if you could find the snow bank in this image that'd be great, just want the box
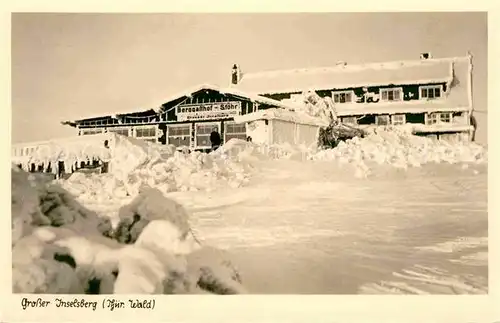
[11,164,112,246]
[11,166,246,294]
[308,126,487,178]
[55,135,253,216]
[215,138,314,163]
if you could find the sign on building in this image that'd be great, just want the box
[176,102,242,121]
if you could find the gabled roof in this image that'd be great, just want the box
[232,56,470,97]
[159,83,295,112]
[62,84,295,128]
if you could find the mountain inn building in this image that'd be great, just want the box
[11,52,476,163]
[60,84,294,152]
[230,52,476,142]
[58,52,476,151]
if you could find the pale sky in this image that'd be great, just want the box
[11,12,488,144]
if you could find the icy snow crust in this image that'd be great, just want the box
[12,129,487,294]
[11,165,247,294]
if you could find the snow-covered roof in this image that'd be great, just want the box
[62,108,160,127]
[62,84,295,127]
[234,108,328,127]
[335,100,471,117]
[233,56,470,100]
[160,83,295,112]
[12,133,115,150]
[11,133,117,162]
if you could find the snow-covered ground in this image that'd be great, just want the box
[175,159,487,294]
[11,130,488,294]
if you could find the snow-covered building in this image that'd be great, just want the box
[59,53,476,153]
[11,133,114,175]
[61,84,294,152]
[234,108,327,147]
[231,53,475,141]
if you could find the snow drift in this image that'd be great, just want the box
[308,126,487,178]
[218,127,487,179]
[11,165,246,294]
[11,126,487,294]
[55,135,253,218]
[16,127,488,228]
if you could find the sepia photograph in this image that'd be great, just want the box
[10,12,488,296]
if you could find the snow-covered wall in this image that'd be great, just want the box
[235,108,325,147]
[296,123,321,146]
[270,120,296,145]
[244,119,321,147]
[246,120,268,144]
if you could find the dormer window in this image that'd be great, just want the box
[420,85,442,100]
[333,90,354,104]
[380,88,402,102]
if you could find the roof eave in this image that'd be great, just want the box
[61,121,77,128]
[249,77,454,97]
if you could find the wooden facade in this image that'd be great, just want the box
[62,85,285,151]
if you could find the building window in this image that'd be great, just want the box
[135,126,157,143]
[427,112,452,125]
[224,121,247,142]
[392,114,406,125]
[135,127,156,138]
[341,116,357,125]
[380,88,402,102]
[82,128,104,135]
[333,91,353,104]
[195,123,220,148]
[406,113,426,124]
[420,85,442,100]
[439,112,452,123]
[108,128,129,136]
[167,124,191,147]
[376,115,390,126]
[427,113,438,125]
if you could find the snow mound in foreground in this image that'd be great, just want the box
[11,166,246,294]
[309,127,487,178]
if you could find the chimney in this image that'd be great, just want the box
[231,64,241,85]
[420,52,432,60]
